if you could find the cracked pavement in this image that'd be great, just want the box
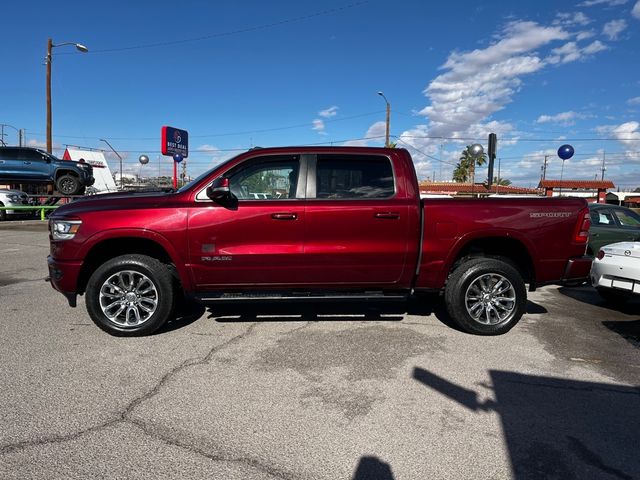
[1,221,639,479]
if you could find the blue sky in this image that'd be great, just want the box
[1,0,639,188]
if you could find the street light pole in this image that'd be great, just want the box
[46,38,88,154]
[377,91,390,147]
[100,139,123,190]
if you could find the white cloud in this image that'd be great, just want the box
[536,111,589,125]
[27,139,47,149]
[612,121,640,145]
[365,121,387,139]
[318,106,339,118]
[554,12,591,26]
[547,42,581,63]
[632,1,640,19]
[602,19,627,39]
[628,96,640,105]
[576,30,596,40]
[546,39,608,63]
[578,0,628,6]
[420,21,568,137]
[583,40,608,54]
[312,119,327,135]
[596,122,640,146]
[195,144,236,168]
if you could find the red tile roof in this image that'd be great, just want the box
[419,182,539,195]
[538,180,615,189]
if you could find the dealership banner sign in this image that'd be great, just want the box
[161,126,189,158]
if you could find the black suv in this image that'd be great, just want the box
[0,146,94,195]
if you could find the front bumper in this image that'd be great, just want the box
[562,256,593,282]
[47,255,82,306]
[2,201,31,215]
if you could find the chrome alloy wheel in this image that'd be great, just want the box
[465,273,517,325]
[98,270,158,327]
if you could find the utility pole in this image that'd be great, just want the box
[377,91,390,147]
[542,155,549,181]
[45,38,88,154]
[601,151,606,181]
[46,38,53,153]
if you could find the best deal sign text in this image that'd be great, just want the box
[161,126,189,158]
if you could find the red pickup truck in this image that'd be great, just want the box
[47,146,592,336]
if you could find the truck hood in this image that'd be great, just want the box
[52,190,174,217]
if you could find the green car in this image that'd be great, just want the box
[587,203,640,256]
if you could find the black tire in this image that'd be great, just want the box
[56,174,81,195]
[0,202,6,221]
[85,254,175,336]
[596,287,630,305]
[444,257,527,335]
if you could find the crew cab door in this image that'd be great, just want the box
[188,154,307,288]
[303,153,411,285]
[18,149,52,181]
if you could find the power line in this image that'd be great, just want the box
[398,135,640,142]
[25,110,384,141]
[60,1,369,55]
[394,137,457,166]
[54,135,389,156]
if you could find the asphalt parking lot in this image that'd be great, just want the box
[0,220,638,480]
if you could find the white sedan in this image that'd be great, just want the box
[590,241,640,303]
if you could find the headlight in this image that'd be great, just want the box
[50,219,82,240]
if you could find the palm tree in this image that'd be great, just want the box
[453,146,487,183]
[493,176,511,186]
[453,162,469,182]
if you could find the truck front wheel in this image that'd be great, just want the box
[85,254,175,336]
[444,258,526,335]
[56,174,81,195]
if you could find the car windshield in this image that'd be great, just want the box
[176,152,243,193]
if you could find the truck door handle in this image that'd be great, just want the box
[23,161,32,165]
[375,212,400,219]
[271,213,297,220]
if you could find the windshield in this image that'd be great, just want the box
[177,152,244,193]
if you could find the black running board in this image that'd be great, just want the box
[193,290,409,304]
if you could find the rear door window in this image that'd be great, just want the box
[315,154,394,199]
[591,209,616,226]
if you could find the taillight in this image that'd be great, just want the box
[596,249,605,260]
[573,207,591,243]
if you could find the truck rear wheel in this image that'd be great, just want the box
[85,254,175,336]
[56,174,81,195]
[444,258,526,335]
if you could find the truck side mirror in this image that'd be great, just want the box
[206,177,231,201]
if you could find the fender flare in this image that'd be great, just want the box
[80,228,193,290]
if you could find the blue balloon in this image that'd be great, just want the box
[557,144,574,160]
[173,153,184,163]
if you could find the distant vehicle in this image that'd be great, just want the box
[0,188,33,221]
[0,146,94,195]
[590,241,640,303]
[587,203,640,256]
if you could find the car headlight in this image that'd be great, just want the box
[50,219,82,240]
